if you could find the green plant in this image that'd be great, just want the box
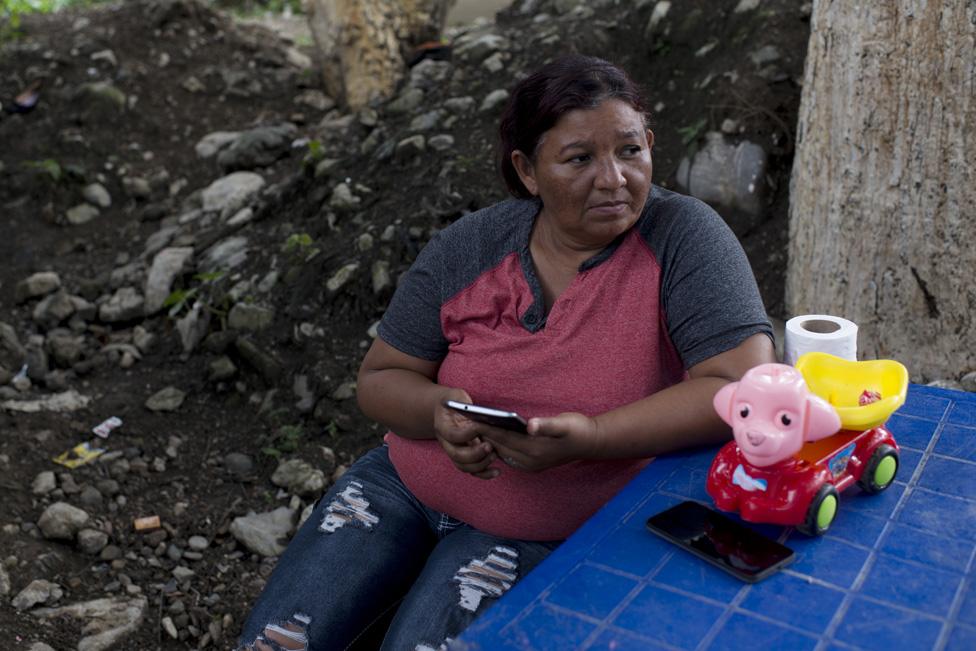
[163,270,228,323]
[302,139,326,169]
[22,158,62,183]
[261,423,305,458]
[677,118,708,146]
[282,232,319,264]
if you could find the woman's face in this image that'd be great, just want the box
[513,99,654,249]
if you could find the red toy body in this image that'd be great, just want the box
[707,426,899,532]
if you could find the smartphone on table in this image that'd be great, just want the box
[645,500,794,583]
[443,400,529,434]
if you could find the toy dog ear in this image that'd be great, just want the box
[803,394,842,441]
[713,381,738,426]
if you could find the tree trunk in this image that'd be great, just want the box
[787,0,976,381]
[305,0,455,110]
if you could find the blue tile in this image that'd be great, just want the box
[785,536,870,589]
[918,456,976,500]
[708,613,818,651]
[935,424,976,462]
[946,625,976,651]
[887,413,940,450]
[595,522,673,578]
[823,513,888,548]
[898,490,976,540]
[880,522,975,572]
[859,555,960,617]
[833,598,942,650]
[901,386,951,419]
[660,464,713,502]
[612,584,725,648]
[739,573,845,633]
[546,564,639,621]
[652,548,745,603]
[958,580,976,628]
[587,628,671,650]
[948,400,976,428]
[501,604,596,650]
[841,481,904,518]
[897,448,923,479]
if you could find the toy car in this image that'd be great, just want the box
[706,353,908,535]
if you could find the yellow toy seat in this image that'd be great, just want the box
[795,352,909,430]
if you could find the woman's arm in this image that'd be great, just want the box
[483,333,776,470]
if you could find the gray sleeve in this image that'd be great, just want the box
[377,231,449,361]
[647,192,773,369]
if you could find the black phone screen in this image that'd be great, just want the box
[646,501,794,583]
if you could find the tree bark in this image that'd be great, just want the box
[305,0,455,110]
[787,0,976,380]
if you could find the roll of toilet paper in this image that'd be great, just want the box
[784,315,858,366]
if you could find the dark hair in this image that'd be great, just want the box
[498,55,648,198]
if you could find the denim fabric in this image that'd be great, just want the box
[237,445,561,651]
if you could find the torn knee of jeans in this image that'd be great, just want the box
[319,480,380,533]
[240,612,311,651]
[453,545,518,613]
[414,638,453,651]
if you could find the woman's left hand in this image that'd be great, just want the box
[483,412,601,472]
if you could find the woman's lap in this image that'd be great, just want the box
[237,446,560,651]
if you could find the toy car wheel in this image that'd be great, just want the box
[857,444,899,494]
[798,484,839,536]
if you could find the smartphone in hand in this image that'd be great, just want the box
[444,400,529,434]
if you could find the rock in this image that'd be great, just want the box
[181,75,205,93]
[329,183,361,212]
[162,615,179,639]
[1,389,91,413]
[0,322,27,373]
[314,158,340,179]
[122,176,152,200]
[77,81,126,110]
[235,338,284,383]
[216,123,297,172]
[201,235,250,272]
[12,579,63,610]
[480,89,510,113]
[409,109,444,132]
[47,330,85,367]
[99,287,145,323]
[15,271,61,303]
[961,371,976,393]
[371,260,391,294]
[27,644,56,651]
[229,507,296,557]
[386,86,424,114]
[32,471,57,495]
[332,381,356,401]
[428,134,455,152]
[195,131,241,159]
[188,535,210,551]
[133,326,155,354]
[223,452,254,477]
[646,1,671,36]
[209,356,237,382]
[176,302,210,354]
[927,379,963,391]
[143,247,194,315]
[227,303,275,331]
[33,289,76,327]
[326,262,360,293]
[272,459,327,497]
[395,135,426,162]
[227,206,254,226]
[145,386,186,412]
[38,501,90,541]
[65,203,100,225]
[444,96,475,113]
[455,34,509,62]
[295,90,335,112]
[34,596,147,651]
[83,183,112,208]
[201,172,265,217]
[750,44,782,67]
[735,0,761,12]
[78,528,110,555]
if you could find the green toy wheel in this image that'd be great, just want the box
[799,484,839,536]
[857,444,899,494]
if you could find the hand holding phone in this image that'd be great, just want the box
[443,400,529,434]
[646,500,794,583]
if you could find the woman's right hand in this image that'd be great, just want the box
[433,389,500,480]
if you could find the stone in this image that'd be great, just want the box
[83,183,112,208]
[15,271,61,303]
[32,471,57,495]
[480,89,510,113]
[371,260,391,294]
[122,176,151,200]
[13,579,63,610]
[395,135,426,161]
[735,0,761,12]
[195,131,241,159]
[409,109,444,132]
[77,81,126,110]
[143,247,194,315]
[38,501,90,540]
[176,303,210,354]
[32,289,76,327]
[326,263,360,293]
[201,172,265,217]
[34,596,147,651]
[27,644,56,651]
[47,330,85,367]
[209,356,237,382]
[227,303,275,332]
[145,386,186,412]
[0,564,9,596]
[444,96,475,113]
[65,203,100,225]
[217,123,297,172]
[224,452,254,477]
[201,236,249,272]
[332,381,356,401]
[646,1,672,35]
[927,379,963,391]
[455,33,509,62]
[483,52,505,73]
[1,389,91,412]
[295,90,335,112]
[99,287,145,323]
[314,158,340,179]
[750,45,782,67]
[0,322,27,373]
[78,528,110,554]
[272,459,327,497]
[961,371,976,393]
[229,507,296,557]
[329,183,361,212]
[188,535,210,551]
[235,338,284,383]
[386,87,424,114]
[428,134,455,152]
[162,615,179,639]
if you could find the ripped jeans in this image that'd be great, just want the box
[236,445,561,651]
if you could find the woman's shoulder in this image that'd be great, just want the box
[423,197,539,262]
[637,185,735,248]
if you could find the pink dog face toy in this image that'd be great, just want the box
[714,364,841,467]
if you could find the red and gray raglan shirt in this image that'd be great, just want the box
[377,185,772,541]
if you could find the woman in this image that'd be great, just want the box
[238,54,774,651]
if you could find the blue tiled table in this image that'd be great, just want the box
[458,385,976,651]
